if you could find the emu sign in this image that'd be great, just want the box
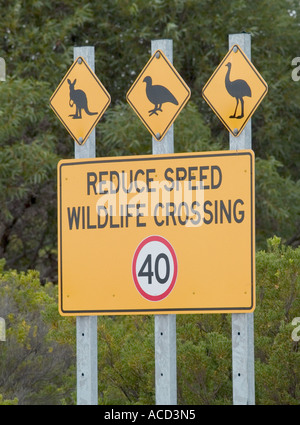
[202,44,268,137]
[50,56,110,145]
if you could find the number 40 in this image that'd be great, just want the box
[138,253,170,284]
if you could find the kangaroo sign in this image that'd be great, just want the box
[202,45,268,137]
[57,150,255,316]
[126,50,191,141]
[50,56,110,145]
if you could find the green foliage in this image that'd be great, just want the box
[0,0,300,280]
[255,157,300,247]
[98,101,217,157]
[176,316,232,405]
[0,0,300,405]
[0,260,75,405]
[0,75,59,278]
[255,237,300,404]
[94,314,232,405]
[0,394,18,405]
[0,237,299,404]
[97,315,155,404]
[88,238,299,405]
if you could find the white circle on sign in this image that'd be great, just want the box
[132,235,178,301]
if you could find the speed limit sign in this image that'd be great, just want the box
[132,236,178,301]
[58,151,255,315]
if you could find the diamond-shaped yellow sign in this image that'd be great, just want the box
[50,57,110,145]
[126,50,191,141]
[202,45,268,137]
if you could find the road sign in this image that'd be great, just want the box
[126,50,191,141]
[202,44,268,137]
[50,56,110,145]
[132,235,178,301]
[58,150,255,316]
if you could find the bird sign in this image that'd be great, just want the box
[202,44,268,137]
[50,56,110,145]
[126,50,191,141]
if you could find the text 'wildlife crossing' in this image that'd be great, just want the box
[66,164,246,230]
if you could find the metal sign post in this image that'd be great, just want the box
[0,318,5,342]
[0,57,5,81]
[1,65,6,342]
[151,39,177,405]
[74,46,98,405]
[229,33,255,405]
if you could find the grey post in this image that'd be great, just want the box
[0,65,5,341]
[0,68,5,341]
[74,46,98,405]
[151,39,177,405]
[0,317,5,342]
[229,33,255,405]
[0,57,5,81]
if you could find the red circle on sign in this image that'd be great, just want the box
[132,235,178,301]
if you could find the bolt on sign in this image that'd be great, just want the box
[57,150,255,316]
[202,45,268,137]
[50,56,110,145]
[126,50,191,141]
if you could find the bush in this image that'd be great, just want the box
[95,237,300,405]
[0,259,75,405]
[255,237,300,404]
[0,236,299,404]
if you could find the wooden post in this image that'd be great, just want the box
[74,46,98,406]
[152,39,177,406]
[229,33,255,405]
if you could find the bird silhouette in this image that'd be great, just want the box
[225,62,251,119]
[143,76,178,116]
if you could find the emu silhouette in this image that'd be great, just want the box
[143,76,178,116]
[67,79,98,119]
[225,63,251,119]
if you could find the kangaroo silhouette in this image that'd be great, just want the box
[67,79,98,119]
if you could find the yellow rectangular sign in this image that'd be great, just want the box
[58,150,255,316]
